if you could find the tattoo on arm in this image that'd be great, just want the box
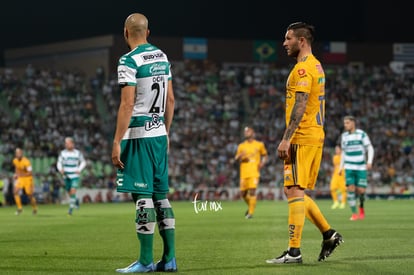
[283,92,309,140]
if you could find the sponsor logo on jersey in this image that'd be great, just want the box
[297,80,309,87]
[142,52,164,61]
[145,114,164,131]
[298,68,306,75]
[149,63,168,76]
[315,64,324,74]
[118,68,127,82]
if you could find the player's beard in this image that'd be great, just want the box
[288,44,300,58]
[245,133,254,140]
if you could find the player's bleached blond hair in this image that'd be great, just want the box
[343,115,356,122]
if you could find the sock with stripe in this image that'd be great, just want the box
[347,191,357,214]
[133,194,156,266]
[154,193,176,262]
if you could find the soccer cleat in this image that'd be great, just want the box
[359,207,365,220]
[116,261,155,273]
[339,203,346,209]
[331,201,339,209]
[349,214,359,221]
[15,209,23,215]
[32,209,38,215]
[318,231,344,261]
[266,251,303,264]
[155,257,177,272]
[68,208,73,216]
[245,214,253,219]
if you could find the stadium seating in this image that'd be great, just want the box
[0,62,412,198]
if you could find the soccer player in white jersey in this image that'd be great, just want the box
[339,116,374,221]
[111,13,177,273]
[57,137,86,215]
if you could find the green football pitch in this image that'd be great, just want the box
[1,198,413,274]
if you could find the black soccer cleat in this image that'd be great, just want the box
[318,231,344,261]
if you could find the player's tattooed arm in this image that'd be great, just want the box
[282,92,309,141]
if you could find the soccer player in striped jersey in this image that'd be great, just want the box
[57,137,86,215]
[339,115,374,221]
[234,126,268,219]
[111,13,176,273]
[266,22,343,265]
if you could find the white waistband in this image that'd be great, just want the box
[122,126,166,140]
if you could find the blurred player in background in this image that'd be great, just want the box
[266,22,343,265]
[234,126,268,219]
[57,137,86,216]
[339,115,374,221]
[330,145,347,209]
[13,147,37,215]
[111,13,177,273]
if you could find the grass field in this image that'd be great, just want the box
[1,198,413,275]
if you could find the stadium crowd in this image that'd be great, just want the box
[0,60,413,203]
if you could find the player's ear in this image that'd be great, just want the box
[124,28,129,39]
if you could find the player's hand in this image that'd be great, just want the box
[111,142,124,169]
[234,153,241,162]
[367,163,372,170]
[259,162,264,169]
[277,140,290,160]
[239,151,249,162]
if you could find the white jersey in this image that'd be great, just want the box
[117,43,172,140]
[57,149,86,179]
[340,129,373,171]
